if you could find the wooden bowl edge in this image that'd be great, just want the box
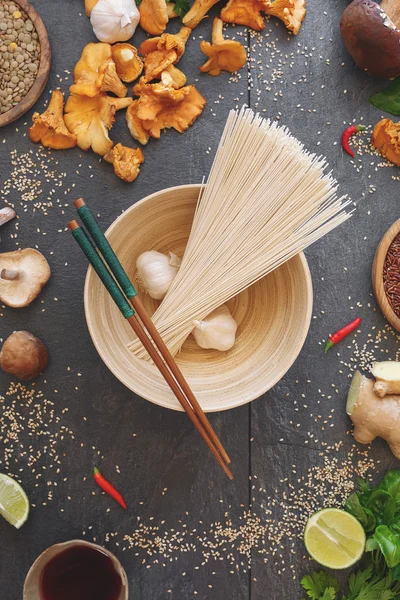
[372,218,400,333]
[0,0,51,128]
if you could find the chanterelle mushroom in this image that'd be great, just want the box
[220,0,270,29]
[111,44,143,83]
[104,143,145,182]
[29,90,77,150]
[372,118,400,166]
[0,248,51,308]
[0,331,49,380]
[341,0,400,78]
[139,0,169,35]
[64,93,132,156]
[200,18,247,76]
[0,207,16,228]
[265,0,306,34]
[183,0,220,29]
[139,27,191,83]
[70,43,127,98]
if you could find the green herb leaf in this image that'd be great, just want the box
[374,525,400,569]
[171,0,190,17]
[346,493,376,533]
[381,471,400,509]
[301,572,340,599]
[370,79,400,116]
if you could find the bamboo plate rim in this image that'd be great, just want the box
[83,184,314,412]
[372,218,400,333]
[0,0,51,128]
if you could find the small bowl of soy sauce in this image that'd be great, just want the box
[23,539,128,600]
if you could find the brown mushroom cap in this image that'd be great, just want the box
[340,0,400,78]
[0,331,49,380]
[0,248,51,308]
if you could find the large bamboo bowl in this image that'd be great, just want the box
[84,184,313,412]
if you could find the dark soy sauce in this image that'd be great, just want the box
[40,545,123,600]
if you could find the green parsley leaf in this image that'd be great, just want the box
[170,0,190,17]
[301,571,340,600]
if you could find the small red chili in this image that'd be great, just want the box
[341,125,366,158]
[93,467,127,509]
[325,317,362,353]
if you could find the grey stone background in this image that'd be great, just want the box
[1,0,399,598]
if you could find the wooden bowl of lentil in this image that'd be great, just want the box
[373,219,400,333]
[0,0,50,128]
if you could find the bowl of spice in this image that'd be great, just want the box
[0,0,50,127]
[373,218,400,332]
[23,539,128,600]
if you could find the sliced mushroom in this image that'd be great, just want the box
[0,248,51,308]
[0,331,49,380]
[0,207,16,227]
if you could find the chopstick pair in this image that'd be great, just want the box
[68,199,233,480]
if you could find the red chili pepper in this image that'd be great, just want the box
[325,317,362,353]
[341,125,366,158]
[93,467,127,509]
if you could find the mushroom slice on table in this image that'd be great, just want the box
[29,90,77,150]
[139,0,169,35]
[70,43,127,98]
[340,0,400,78]
[64,94,132,156]
[183,0,221,29]
[200,17,247,76]
[111,44,143,82]
[265,0,306,34]
[0,249,51,308]
[220,0,271,30]
[0,207,16,227]
[372,118,400,166]
[104,143,144,182]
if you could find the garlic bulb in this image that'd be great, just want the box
[193,305,237,351]
[136,250,181,300]
[90,0,140,44]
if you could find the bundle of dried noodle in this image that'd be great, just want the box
[129,107,351,358]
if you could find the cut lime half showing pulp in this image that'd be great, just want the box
[0,473,29,529]
[304,508,365,569]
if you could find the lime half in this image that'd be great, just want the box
[0,473,29,529]
[304,508,365,569]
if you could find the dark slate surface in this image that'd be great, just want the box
[0,0,399,599]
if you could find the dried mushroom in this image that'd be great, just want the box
[183,0,220,28]
[127,78,206,144]
[220,0,271,30]
[111,43,143,82]
[29,90,77,150]
[139,27,191,83]
[0,331,49,381]
[0,248,51,308]
[64,94,132,156]
[0,207,16,227]
[200,18,247,76]
[372,118,400,166]
[265,0,306,35]
[70,43,127,98]
[85,0,99,16]
[104,143,144,182]
[139,0,169,35]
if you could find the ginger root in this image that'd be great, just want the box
[371,361,400,398]
[347,370,400,459]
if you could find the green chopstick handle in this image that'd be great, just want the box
[77,204,137,300]
[71,226,134,319]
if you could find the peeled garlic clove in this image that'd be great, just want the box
[193,304,237,351]
[136,250,181,300]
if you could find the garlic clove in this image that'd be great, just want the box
[136,250,180,300]
[91,0,140,44]
[193,304,237,351]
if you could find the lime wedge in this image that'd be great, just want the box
[0,473,29,529]
[304,508,365,569]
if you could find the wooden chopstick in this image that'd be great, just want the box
[68,218,233,480]
[73,198,231,467]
